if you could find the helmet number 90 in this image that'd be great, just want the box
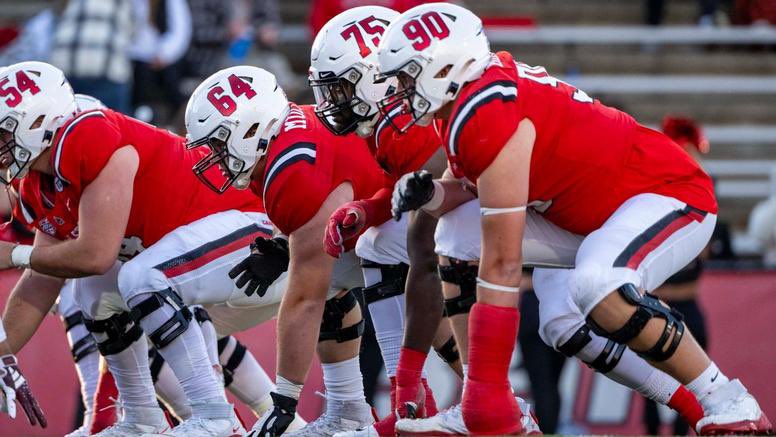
[207,74,257,116]
[0,71,41,108]
[340,16,388,58]
[402,12,450,51]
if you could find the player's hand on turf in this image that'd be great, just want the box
[0,354,47,428]
[324,201,368,258]
[392,170,435,221]
[251,392,297,436]
[229,237,289,297]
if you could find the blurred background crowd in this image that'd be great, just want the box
[1,0,775,435]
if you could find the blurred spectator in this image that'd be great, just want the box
[51,0,133,114]
[184,0,237,80]
[732,0,776,24]
[0,8,56,66]
[645,0,721,26]
[129,0,192,126]
[749,198,776,267]
[309,0,446,37]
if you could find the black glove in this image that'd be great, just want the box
[391,170,435,220]
[1,354,47,428]
[229,236,289,297]
[250,392,297,436]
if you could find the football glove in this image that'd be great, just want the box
[0,354,47,428]
[251,392,297,437]
[229,237,289,297]
[324,200,368,258]
[392,170,435,221]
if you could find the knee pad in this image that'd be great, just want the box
[435,336,460,365]
[217,336,247,387]
[587,283,685,362]
[319,289,365,343]
[438,258,477,316]
[63,311,99,362]
[361,260,408,305]
[129,288,193,350]
[557,325,626,373]
[83,312,144,356]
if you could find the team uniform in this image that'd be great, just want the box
[444,51,717,315]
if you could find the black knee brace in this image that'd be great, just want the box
[438,258,477,316]
[435,336,460,365]
[148,348,165,383]
[588,283,685,362]
[319,290,365,343]
[360,260,408,305]
[83,312,144,356]
[129,288,193,350]
[217,336,247,387]
[63,311,99,362]
[557,325,625,373]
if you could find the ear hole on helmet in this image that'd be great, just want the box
[435,65,453,79]
[243,123,259,139]
[28,70,41,77]
[29,115,45,130]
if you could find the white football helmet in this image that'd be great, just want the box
[376,3,490,132]
[185,65,289,193]
[0,61,76,183]
[74,94,107,112]
[309,6,399,137]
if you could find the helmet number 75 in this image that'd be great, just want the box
[402,11,451,51]
[340,16,388,58]
[207,74,257,116]
[0,71,41,108]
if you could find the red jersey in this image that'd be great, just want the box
[370,106,442,177]
[444,51,717,235]
[258,104,389,243]
[49,109,260,251]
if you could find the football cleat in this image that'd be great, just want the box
[63,425,89,437]
[696,379,773,435]
[286,397,374,437]
[92,406,170,437]
[165,415,245,437]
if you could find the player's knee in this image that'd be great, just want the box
[128,288,193,350]
[62,311,99,362]
[438,258,477,316]
[117,261,170,301]
[83,312,144,356]
[587,284,685,362]
[361,260,407,306]
[319,289,365,343]
[569,262,613,315]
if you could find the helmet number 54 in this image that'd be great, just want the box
[0,71,41,108]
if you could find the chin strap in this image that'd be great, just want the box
[480,206,526,216]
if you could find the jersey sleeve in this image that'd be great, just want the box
[262,143,328,235]
[52,112,123,189]
[447,80,520,181]
[377,118,442,177]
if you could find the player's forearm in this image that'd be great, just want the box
[477,215,524,307]
[2,270,63,353]
[30,238,116,278]
[422,179,476,218]
[402,210,444,352]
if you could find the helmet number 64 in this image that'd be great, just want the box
[206,74,257,116]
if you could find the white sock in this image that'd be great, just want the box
[277,375,303,400]
[218,336,275,415]
[154,358,193,420]
[129,294,226,407]
[576,332,679,404]
[366,293,405,378]
[101,334,158,408]
[322,356,366,402]
[66,319,100,427]
[462,363,468,382]
[687,362,729,400]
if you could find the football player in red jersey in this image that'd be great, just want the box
[377,3,771,436]
[185,66,383,437]
[0,61,295,436]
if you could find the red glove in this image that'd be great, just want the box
[323,188,393,258]
[662,115,709,154]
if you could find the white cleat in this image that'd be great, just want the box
[166,413,245,437]
[696,379,773,435]
[396,397,542,436]
[286,397,374,437]
[64,425,90,437]
[93,406,171,437]
[332,424,381,437]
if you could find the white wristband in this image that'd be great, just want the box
[476,277,520,293]
[10,244,33,269]
[421,180,445,212]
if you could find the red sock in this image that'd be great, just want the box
[462,303,522,435]
[668,385,704,430]
[395,347,428,418]
[373,377,398,436]
[421,378,438,417]
[90,368,119,434]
